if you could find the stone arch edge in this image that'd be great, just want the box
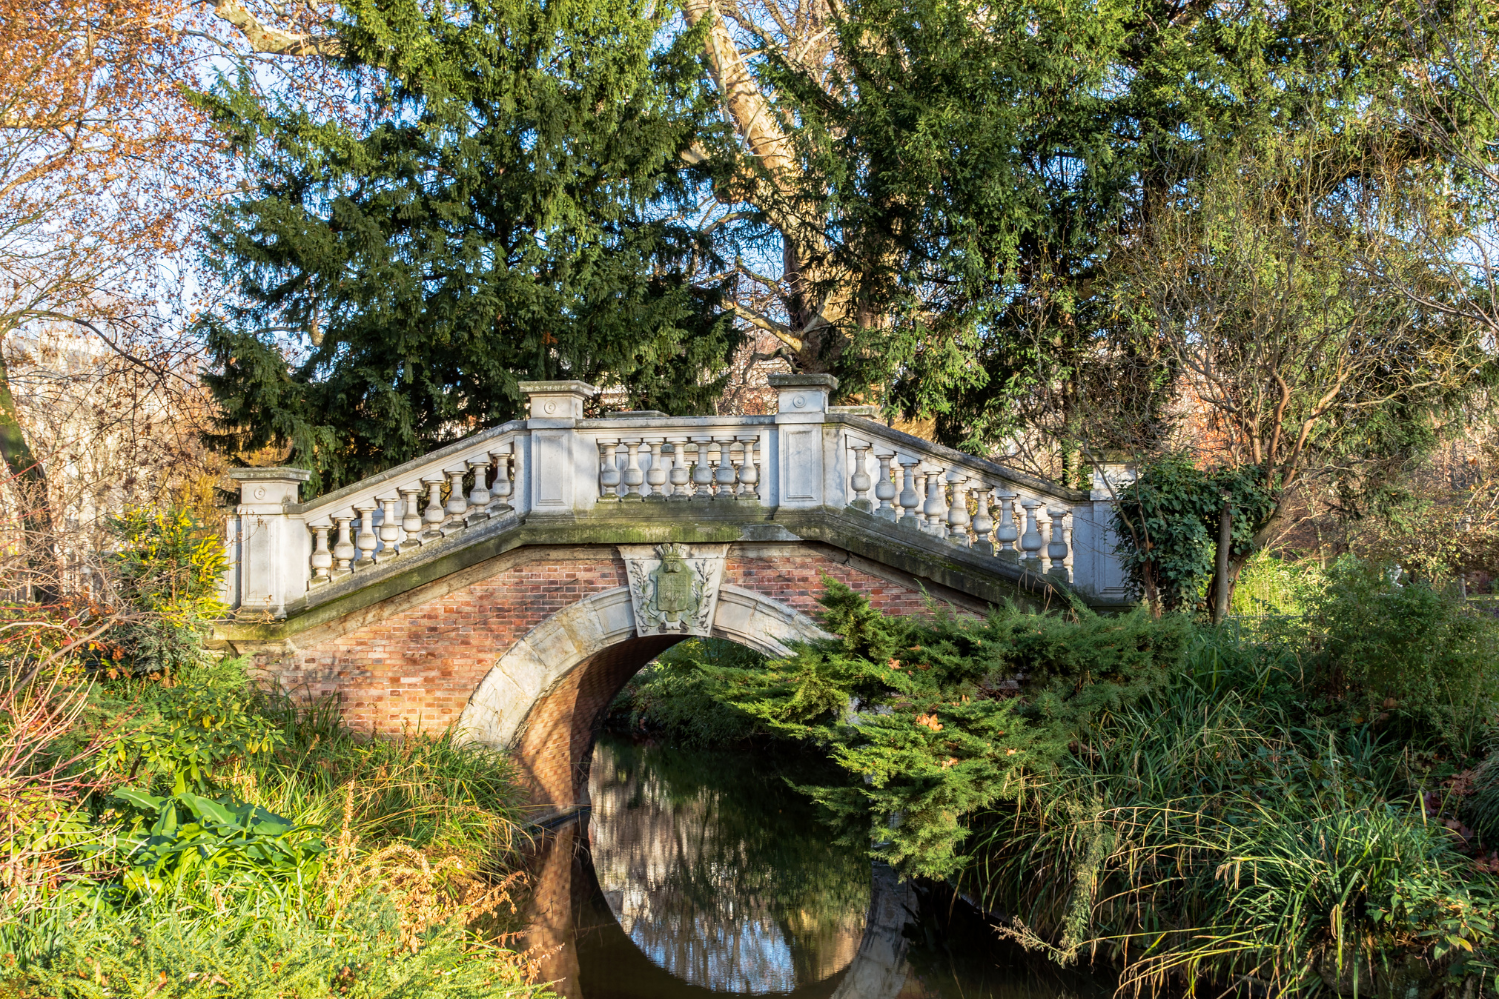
[455,584,830,751]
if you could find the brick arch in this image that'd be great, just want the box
[457,584,829,814]
[252,543,971,810]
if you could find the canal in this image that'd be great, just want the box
[521,733,1115,998]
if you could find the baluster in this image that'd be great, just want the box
[489,446,514,512]
[691,437,714,499]
[848,441,874,513]
[736,434,760,500]
[444,468,469,529]
[1020,498,1044,570]
[399,485,424,548]
[1048,507,1071,581]
[898,459,922,530]
[645,440,668,501]
[509,444,523,513]
[972,487,995,555]
[378,495,402,557]
[622,441,645,501]
[466,456,491,517]
[310,522,333,583]
[332,514,356,573]
[421,475,446,537]
[713,437,737,499]
[668,438,691,500]
[353,501,378,567]
[1062,509,1074,579]
[994,490,1019,562]
[598,440,621,501]
[923,466,948,535]
[946,472,971,545]
[874,453,898,521]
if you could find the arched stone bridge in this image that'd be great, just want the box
[218,376,1131,818]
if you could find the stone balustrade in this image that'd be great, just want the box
[838,426,1079,581]
[221,375,1131,619]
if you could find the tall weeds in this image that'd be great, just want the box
[0,657,550,998]
[962,629,1499,996]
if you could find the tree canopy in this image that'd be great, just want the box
[194,0,1499,540]
[200,0,737,493]
[730,0,1493,451]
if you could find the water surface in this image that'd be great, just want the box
[521,734,1114,999]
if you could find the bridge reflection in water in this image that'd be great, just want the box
[520,736,1114,999]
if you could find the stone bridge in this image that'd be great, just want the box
[218,376,1130,818]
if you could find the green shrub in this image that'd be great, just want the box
[106,507,229,675]
[92,666,283,792]
[1110,455,1274,613]
[1307,558,1499,751]
[712,581,1192,877]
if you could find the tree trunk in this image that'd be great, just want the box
[680,0,856,370]
[1211,498,1231,624]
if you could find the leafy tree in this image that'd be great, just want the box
[199,0,738,493]
[203,0,1498,477]
[1110,131,1495,594]
[684,0,1490,460]
[1110,455,1275,616]
[1,0,218,595]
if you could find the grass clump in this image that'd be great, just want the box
[0,655,550,998]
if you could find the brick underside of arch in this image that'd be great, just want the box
[510,634,681,812]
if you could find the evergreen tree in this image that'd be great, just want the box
[199,0,734,493]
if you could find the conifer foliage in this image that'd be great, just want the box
[710,581,1191,877]
[199,0,734,493]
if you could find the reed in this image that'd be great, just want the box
[960,628,1499,996]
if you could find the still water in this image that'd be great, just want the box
[521,734,1114,999]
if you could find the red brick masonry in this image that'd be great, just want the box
[257,542,974,811]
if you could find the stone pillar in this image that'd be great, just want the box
[227,467,311,620]
[770,372,837,510]
[520,380,598,516]
[1079,457,1137,599]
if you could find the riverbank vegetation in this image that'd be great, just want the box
[612,561,1499,996]
[0,510,551,998]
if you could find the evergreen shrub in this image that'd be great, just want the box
[1109,455,1273,612]
[709,581,1192,876]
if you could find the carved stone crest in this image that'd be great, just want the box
[619,543,729,636]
